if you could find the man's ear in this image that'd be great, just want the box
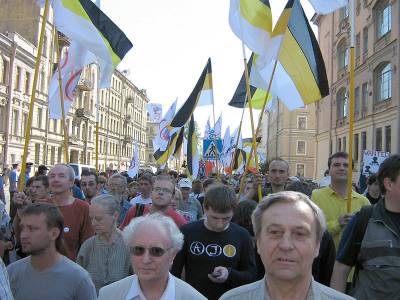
[50,227,61,241]
[383,177,393,192]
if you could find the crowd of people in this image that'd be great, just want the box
[0,151,399,300]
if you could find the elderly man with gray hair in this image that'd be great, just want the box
[77,194,131,293]
[219,191,354,300]
[98,213,206,300]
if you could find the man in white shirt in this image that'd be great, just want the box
[130,173,153,205]
[98,213,206,300]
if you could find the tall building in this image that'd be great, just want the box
[0,1,149,171]
[262,99,317,179]
[313,1,399,180]
[145,115,158,168]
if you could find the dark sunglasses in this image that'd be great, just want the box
[130,246,171,257]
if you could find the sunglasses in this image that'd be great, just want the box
[130,246,172,257]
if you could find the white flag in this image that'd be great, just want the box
[128,144,139,178]
[221,126,231,167]
[204,117,211,138]
[307,0,348,14]
[146,103,163,122]
[154,100,179,151]
[213,114,222,139]
[48,41,95,119]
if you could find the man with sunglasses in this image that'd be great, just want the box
[98,214,206,300]
[171,184,256,300]
[80,171,101,204]
[119,175,187,229]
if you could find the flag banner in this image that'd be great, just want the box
[204,117,211,138]
[229,0,276,65]
[307,0,347,14]
[213,114,222,139]
[250,0,329,110]
[146,103,163,122]
[51,0,133,88]
[229,53,272,110]
[232,149,247,172]
[187,115,199,179]
[153,130,181,165]
[173,127,185,157]
[154,100,177,151]
[169,58,213,128]
[221,126,232,167]
[48,41,95,119]
[127,144,139,178]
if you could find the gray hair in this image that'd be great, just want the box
[109,173,128,187]
[50,164,75,181]
[122,213,184,251]
[252,191,326,242]
[91,194,120,215]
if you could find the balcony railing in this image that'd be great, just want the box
[77,79,93,91]
[124,135,133,144]
[75,108,91,119]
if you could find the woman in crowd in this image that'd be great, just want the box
[77,194,131,293]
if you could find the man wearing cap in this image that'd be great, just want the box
[178,178,203,223]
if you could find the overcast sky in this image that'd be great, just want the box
[100,0,317,138]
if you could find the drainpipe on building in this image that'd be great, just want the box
[3,41,17,167]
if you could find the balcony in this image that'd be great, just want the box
[75,108,91,119]
[123,135,133,144]
[124,114,132,122]
[57,31,70,47]
[69,134,79,145]
[126,96,134,104]
[76,79,93,91]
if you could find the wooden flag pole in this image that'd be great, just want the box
[209,72,220,179]
[347,0,356,213]
[238,60,278,198]
[54,29,69,164]
[241,43,262,201]
[228,100,246,182]
[18,0,50,192]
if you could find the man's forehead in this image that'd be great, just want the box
[49,165,68,174]
[269,160,289,171]
[262,202,314,226]
[81,175,96,181]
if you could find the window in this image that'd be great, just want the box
[338,39,348,69]
[13,110,19,135]
[375,62,391,102]
[0,106,5,132]
[51,146,56,165]
[385,125,391,153]
[361,82,368,110]
[343,136,347,152]
[0,58,4,84]
[363,27,368,54]
[356,33,360,60]
[376,1,391,38]
[297,116,307,129]
[58,147,62,163]
[337,88,347,119]
[37,107,43,128]
[24,72,31,94]
[40,70,46,92]
[296,164,305,178]
[337,138,342,152]
[34,144,40,164]
[354,134,359,161]
[355,86,360,113]
[21,113,28,136]
[376,128,382,151]
[296,141,306,155]
[15,66,21,90]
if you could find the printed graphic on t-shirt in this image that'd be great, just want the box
[190,241,236,258]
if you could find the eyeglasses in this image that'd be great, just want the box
[153,187,173,194]
[130,246,172,257]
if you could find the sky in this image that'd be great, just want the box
[100,0,318,138]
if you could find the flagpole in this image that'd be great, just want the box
[229,99,246,182]
[54,29,69,164]
[18,0,50,191]
[347,0,355,213]
[210,72,220,179]
[241,43,262,201]
[238,60,278,198]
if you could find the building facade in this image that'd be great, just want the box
[313,0,399,180]
[0,1,149,172]
[262,99,317,180]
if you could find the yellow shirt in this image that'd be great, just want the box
[311,186,370,247]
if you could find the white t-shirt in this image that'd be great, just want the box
[130,195,152,205]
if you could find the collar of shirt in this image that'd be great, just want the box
[327,185,358,200]
[125,273,175,300]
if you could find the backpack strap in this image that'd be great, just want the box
[352,205,374,283]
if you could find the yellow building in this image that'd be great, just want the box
[313,1,398,180]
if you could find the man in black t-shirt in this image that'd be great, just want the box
[171,184,256,300]
[331,154,400,299]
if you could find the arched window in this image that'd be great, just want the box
[374,62,392,102]
[337,39,348,69]
[375,0,391,38]
[337,88,347,119]
[0,57,4,84]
